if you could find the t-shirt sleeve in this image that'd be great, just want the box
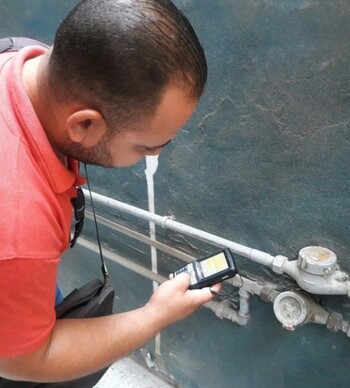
[0,257,59,358]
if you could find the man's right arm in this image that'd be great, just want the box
[0,273,219,383]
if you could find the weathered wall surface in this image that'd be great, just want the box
[159,0,350,264]
[85,3,350,384]
[3,1,350,387]
[7,0,348,269]
[89,0,350,278]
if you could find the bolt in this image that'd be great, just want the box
[327,312,343,332]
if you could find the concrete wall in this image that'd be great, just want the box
[3,1,350,387]
[163,0,350,265]
[90,0,350,278]
[82,2,350,386]
[83,2,350,385]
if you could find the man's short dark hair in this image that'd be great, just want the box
[48,0,207,130]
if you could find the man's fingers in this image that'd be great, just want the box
[209,282,222,294]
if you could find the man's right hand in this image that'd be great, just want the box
[144,272,220,329]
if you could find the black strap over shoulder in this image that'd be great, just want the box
[0,37,48,53]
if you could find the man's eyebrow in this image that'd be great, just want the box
[145,138,173,150]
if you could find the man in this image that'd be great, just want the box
[0,0,219,383]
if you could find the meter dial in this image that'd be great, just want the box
[273,292,307,330]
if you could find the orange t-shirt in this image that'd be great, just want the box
[0,46,85,358]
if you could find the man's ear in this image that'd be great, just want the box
[66,109,107,146]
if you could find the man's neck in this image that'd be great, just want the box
[22,54,68,167]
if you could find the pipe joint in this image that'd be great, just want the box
[160,215,175,229]
[327,312,343,332]
[272,255,288,274]
[259,285,279,303]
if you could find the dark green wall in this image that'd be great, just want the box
[89,0,350,278]
[164,0,350,264]
[4,0,348,268]
[2,1,350,387]
[84,2,350,385]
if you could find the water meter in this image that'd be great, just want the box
[273,291,308,330]
[298,246,337,275]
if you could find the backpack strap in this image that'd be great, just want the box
[0,37,48,53]
[0,37,13,52]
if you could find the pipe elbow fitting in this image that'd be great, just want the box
[272,255,289,274]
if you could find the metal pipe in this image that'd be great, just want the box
[78,237,166,284]
[77,237,253,325]
[85,191,350,298]
[84,189,275,267]
[238,287,250,318]
[77,236,350,337]
[81,191,350,337]
[85,212,195,262]
[206,300,249,325]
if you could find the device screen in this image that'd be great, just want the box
[173,248,238,289]
[197,251,229,279]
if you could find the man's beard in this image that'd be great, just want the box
[57,133,114,167]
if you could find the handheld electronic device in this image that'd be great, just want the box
[173,248,238,290]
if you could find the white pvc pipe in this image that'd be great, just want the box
[145,156,161,356]
[145,156,159,283]
[83,190,275,267]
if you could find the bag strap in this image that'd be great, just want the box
[0,37,48,53]
[84,164,110,284]
[0,37,14,52]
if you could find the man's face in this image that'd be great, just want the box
[65,86,198,167]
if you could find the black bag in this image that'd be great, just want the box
[56,279,114,320]
[0,278,115,388]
